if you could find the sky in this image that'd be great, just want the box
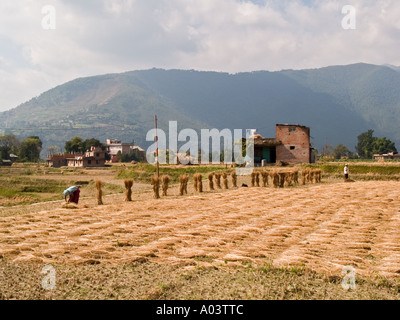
[0,0,399,112]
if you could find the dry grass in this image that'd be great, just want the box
[1,259,400,300]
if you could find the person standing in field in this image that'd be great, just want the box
[344,164,350,180]
[63,185,81,204]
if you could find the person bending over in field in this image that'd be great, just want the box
[63,185,81,204]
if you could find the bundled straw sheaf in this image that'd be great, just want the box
[250,171,261,187]
[95,180,103,205]
[261,171,269,187]
[193,173,203,193]
[151,175,160,199]
[314,169,322,183]
[255,172,260,187]
[208,172,214,190]
[301,168,310,185]
[270,170,280,188]
[161,175,171,196]
[124,179,133,201]
[214,172,222,189]
[231,171,237,188]
[278,172,286,188]
[222,172,229,189]
[300,168,321,185]
[179,174,189,196]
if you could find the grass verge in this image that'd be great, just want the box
[1,260,399,300]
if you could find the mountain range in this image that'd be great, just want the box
[1,62,399,157]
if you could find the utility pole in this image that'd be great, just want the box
[155,115,159,177]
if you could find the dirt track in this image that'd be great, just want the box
[1,180,400,278]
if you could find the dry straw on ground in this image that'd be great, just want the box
[3,181,400,279]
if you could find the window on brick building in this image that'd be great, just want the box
[290,146,295,150]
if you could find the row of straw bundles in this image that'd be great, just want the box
[101,168,322,202]
[151,175,173,198]
[254,169,300,188]
[301,168,322,185]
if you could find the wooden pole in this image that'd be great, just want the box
[155,115,159,178]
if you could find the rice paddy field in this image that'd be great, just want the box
[1,162,400,300]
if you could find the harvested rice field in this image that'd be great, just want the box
[1,170,400,299]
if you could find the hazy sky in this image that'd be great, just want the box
[0,0,399,111]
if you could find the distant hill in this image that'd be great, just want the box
[0,63,399,157]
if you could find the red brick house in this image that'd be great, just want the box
[47,147,106,168]
[252,124,313,165]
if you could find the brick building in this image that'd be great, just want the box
[252,124,312,165]
[106,139,146,162]
[66,147,106,167]
[47,147,106,168]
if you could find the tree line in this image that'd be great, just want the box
[323,129,397,159]
[0,135,42,162]
[0,129,397,163]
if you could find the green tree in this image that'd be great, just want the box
[19,136,42,162]
[83,138,105,152]
[356,130,397,158]
[0,134,20,160]
[47,145,60,155]
[65,136,84,153]
[356,129,376,159]
[371,137,397,155]
[333,144,351,159]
